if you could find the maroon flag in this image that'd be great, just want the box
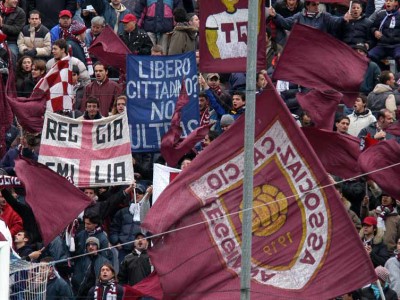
[5,51,46,133]
[297,89,343,130]
[14,156,93,246]
[161,81,211,167]
[386,121,400,136]
[302,127,362,179]
[272,24,368,106]
[123,272,163,300]
[199,0,266,72]
[0,73,13,157]
[0,175,23,189]
[358,139,400,199]
[89,25,132,71]
[142,77,376,299]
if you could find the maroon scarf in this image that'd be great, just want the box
[0,3,15,15]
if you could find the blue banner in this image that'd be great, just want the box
[126,52,199,152]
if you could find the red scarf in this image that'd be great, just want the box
[0,3,15,15]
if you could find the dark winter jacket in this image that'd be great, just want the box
[360,229,391,267]
[74,229,112,261]
[134,0,182,33]
[1,6,25,43]
[341,15,373,47]
[110,207,142,251]
[119,27,153,55]
[356,284,398,300]
[46,276,74,300]
[71,254,110,296]
[371,9,400,46]
[118,249,151,285]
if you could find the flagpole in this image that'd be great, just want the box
[240,0,259,299]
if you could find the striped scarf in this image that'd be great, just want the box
[94,279,117,300]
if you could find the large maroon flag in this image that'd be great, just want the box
[272,24,368,106]
[142,76,376,299]
[199,0,266,72]
[302,127,362,179]
[123,272,163,300]
[5,52,46,133]
[14,157,93,246]
[161,81,211,167]
[0,73,13,157]
[386,121,400,136]
[358,140,400,199]
[297,89,343,130]
[89,25,132,71]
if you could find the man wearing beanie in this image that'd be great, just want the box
[71,236,110,297]
[356,266,398,299]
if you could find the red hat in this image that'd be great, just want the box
[362,216,377,226]
[120,14,137,23]
[59,10,72,18]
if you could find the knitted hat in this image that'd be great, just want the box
[71,21,87,35]
[220,114,234,127]
[86,236,100,248]
[375,266,389,283]
[135,184,146,194]
[352,43,368,55]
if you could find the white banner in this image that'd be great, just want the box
[152,163,181,204]
[39,111,134,187]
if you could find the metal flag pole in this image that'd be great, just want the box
[240,0,259,299]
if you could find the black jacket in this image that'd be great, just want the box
[341,15,372,48]
[119,27,153,55]
[118,250,151,285]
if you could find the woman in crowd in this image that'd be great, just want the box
[16,56,34,97]
[31,59,46,85]
[111,95,127,115]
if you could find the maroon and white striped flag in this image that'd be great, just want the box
[33,55,73,112]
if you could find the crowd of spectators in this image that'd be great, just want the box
[0,0,399,299]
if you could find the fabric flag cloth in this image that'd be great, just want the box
[152,164,181,204]
[89,25,132,71]
[38,111,134,188]
[199,0,266,72]
[385,121,400,136]
[272,24,368,106]
[297,89,343,130]
[34,55,73,112]
[142,76,376,299]
[302,127,362,179]
[123,271,163,300]
[14,156,93,246]
[161,80,209,167]
[0,175,23,189]
[5,48,46,133]
[358,139,400,199]
[0,73,13,158]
